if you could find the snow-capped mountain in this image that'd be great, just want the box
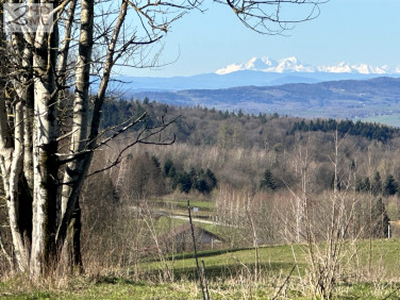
[108,56,400,93]
[215,57,400,75]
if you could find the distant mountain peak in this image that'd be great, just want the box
[215,57,400,75]
[244,57,277,70]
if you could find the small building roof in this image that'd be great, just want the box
[159,222,225,242]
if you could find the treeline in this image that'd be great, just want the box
[111,151,219,201]
[101,97,400,149]
[356,172,399,196]
[259,168,400,199]
[101,97,260,130]
[100,97,289,149]
[289,118,400,143]
[164,158,218,194]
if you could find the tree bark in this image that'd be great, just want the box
[58,0,93,263]
[30,7,60,277]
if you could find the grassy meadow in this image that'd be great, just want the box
[2,238,400,299]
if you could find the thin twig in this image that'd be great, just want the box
[201,260,210,300]
[188,200,207,300]
[383,285,400,300]
[272,264,297,300]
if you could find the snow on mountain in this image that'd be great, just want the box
[216,56,313,74]
[317,62,390,74]
[317,62,352,73]
[215,57,400,75]
[274,57,315,73]
[244,57,278,70]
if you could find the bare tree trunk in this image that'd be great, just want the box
[58,0,93,273]
[7,101,32,273]
[30,16,60,277]
[245,192,260,282]
[67,199,83,274]
[60,0,93,215]
[1,28,34,273]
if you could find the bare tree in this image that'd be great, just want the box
[0,0,326,279]
[215,0,327,34]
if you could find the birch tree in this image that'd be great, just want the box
[0,0,326,279]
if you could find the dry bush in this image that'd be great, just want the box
[78,144,175,279]
[214,185,283,248]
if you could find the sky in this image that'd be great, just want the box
[116,0,400,78]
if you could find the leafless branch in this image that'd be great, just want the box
[215,0,328,34]
[57,112,148,165]
[86,115,178,178]
[272,264,297,300]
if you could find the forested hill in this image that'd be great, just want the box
[289,119,400,143]
[101,98,400,148]
[127,77,400,121]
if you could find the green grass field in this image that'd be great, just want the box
[2,239,400,299]
[154,197,215,219]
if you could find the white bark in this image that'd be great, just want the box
[30,10,60,277]
[0,102,12,201]
[0,0,211,278]
[1,0,254,279]
[8,102,30,272]
[31,65,51,277]
[1,20,33,273]
[60,0,93,228]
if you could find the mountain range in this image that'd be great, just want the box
[110,57,400,92]
[215,57,400,75]
[105,57,400,126]
[128,77,400,126]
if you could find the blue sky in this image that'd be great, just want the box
[117,0,400,77]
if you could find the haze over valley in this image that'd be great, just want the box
[108,57,400,127]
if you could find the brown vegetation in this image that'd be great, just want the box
[1,102,398,297]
